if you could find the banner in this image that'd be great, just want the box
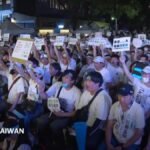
[12,38,34,64]
[112,37,131,52]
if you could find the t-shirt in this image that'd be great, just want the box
[109,101,145,144]
[60,58,76,72]
[40,64,51,84]
[7,75,28,104]
[76,90,112,127]
[133,78,150,113]
[107,63,124,85]
[55,86,81,112]
[27,79,41,103]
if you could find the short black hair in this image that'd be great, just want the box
[51,62,61,72]
[85,71,103,87]
[62,69,76,81]
[111,54,119,59]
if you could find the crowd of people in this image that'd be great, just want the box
[0,31,150,150]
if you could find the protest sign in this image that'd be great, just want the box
[132,38,143,48]
[34,38,45,50]
[0,42,4,47]
[3,33,10,41]
[137,34,146,40]
[112,37,131,52]
[47,97,61,112]
[88,37,108,46]
[69,38,78,45]
[54,36,65,46]
[12,38,34,64]
[20,34,31,39]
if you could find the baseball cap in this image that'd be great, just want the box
[143,66,150,74]
[118,84,134,96]
[85,71,103,86]
[93,56,105,63]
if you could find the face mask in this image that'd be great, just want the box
[62,83,69,89]
[9,69,16,75]
[142,77,149,83]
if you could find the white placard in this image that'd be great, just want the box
[0,42,4,47]
[112,37,131,52]
[0,30,2,41]
[143,39,150,46]
[47,97,60,112]
[132,38,143,48]
[20,34,31,39]
[106,31,111,37]
[137,34,146,41]
[12,38,34,63]
[54,36,65,46]
[3,33,10,41]
[76,33,80,40]
[88,37,107,46]
[34,38,45,50]
[95,32,102,37]
[69,38,78,45]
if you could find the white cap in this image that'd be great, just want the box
[143,66,150,74]
[34,67,44,76]
[93,56,105,63]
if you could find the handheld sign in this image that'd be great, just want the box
[3,33,10,41]
[95,32,102,37]
[12,38,34,64]
[137,34,146,41]
[0,41,4,47]
[88,37,108,46]
[132,38,143,48]
[47,97,61,112]
[112,37,131,52]
[34,38,45,50]
[69,38,78,45]
[20,34,31,39]
[54,36,65,46]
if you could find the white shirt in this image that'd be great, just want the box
[55,86,81,112]
[60,58,76,72]
[76,90,112,127]
[40,64,51,84]
[109,101,145,144]
[133,78,150,113]
[107,63,124,85]
[7,75,28,104]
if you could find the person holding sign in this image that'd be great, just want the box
[35,70,81,149]
[54,45,76,72]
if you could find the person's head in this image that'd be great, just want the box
[40,54,49,65]
[2,52,9,64]
[62,70,76,89]
[139,54,148,63]
[29,57,39,68]
[9,64,19,76]
[86,53,93,65]
[84,71,103,93]
[50,62,61,76]
[33,67,44,80]
[117,84,134,108]
[110,54,120,67]
[93,56,105,71]
[142,66,150,84]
